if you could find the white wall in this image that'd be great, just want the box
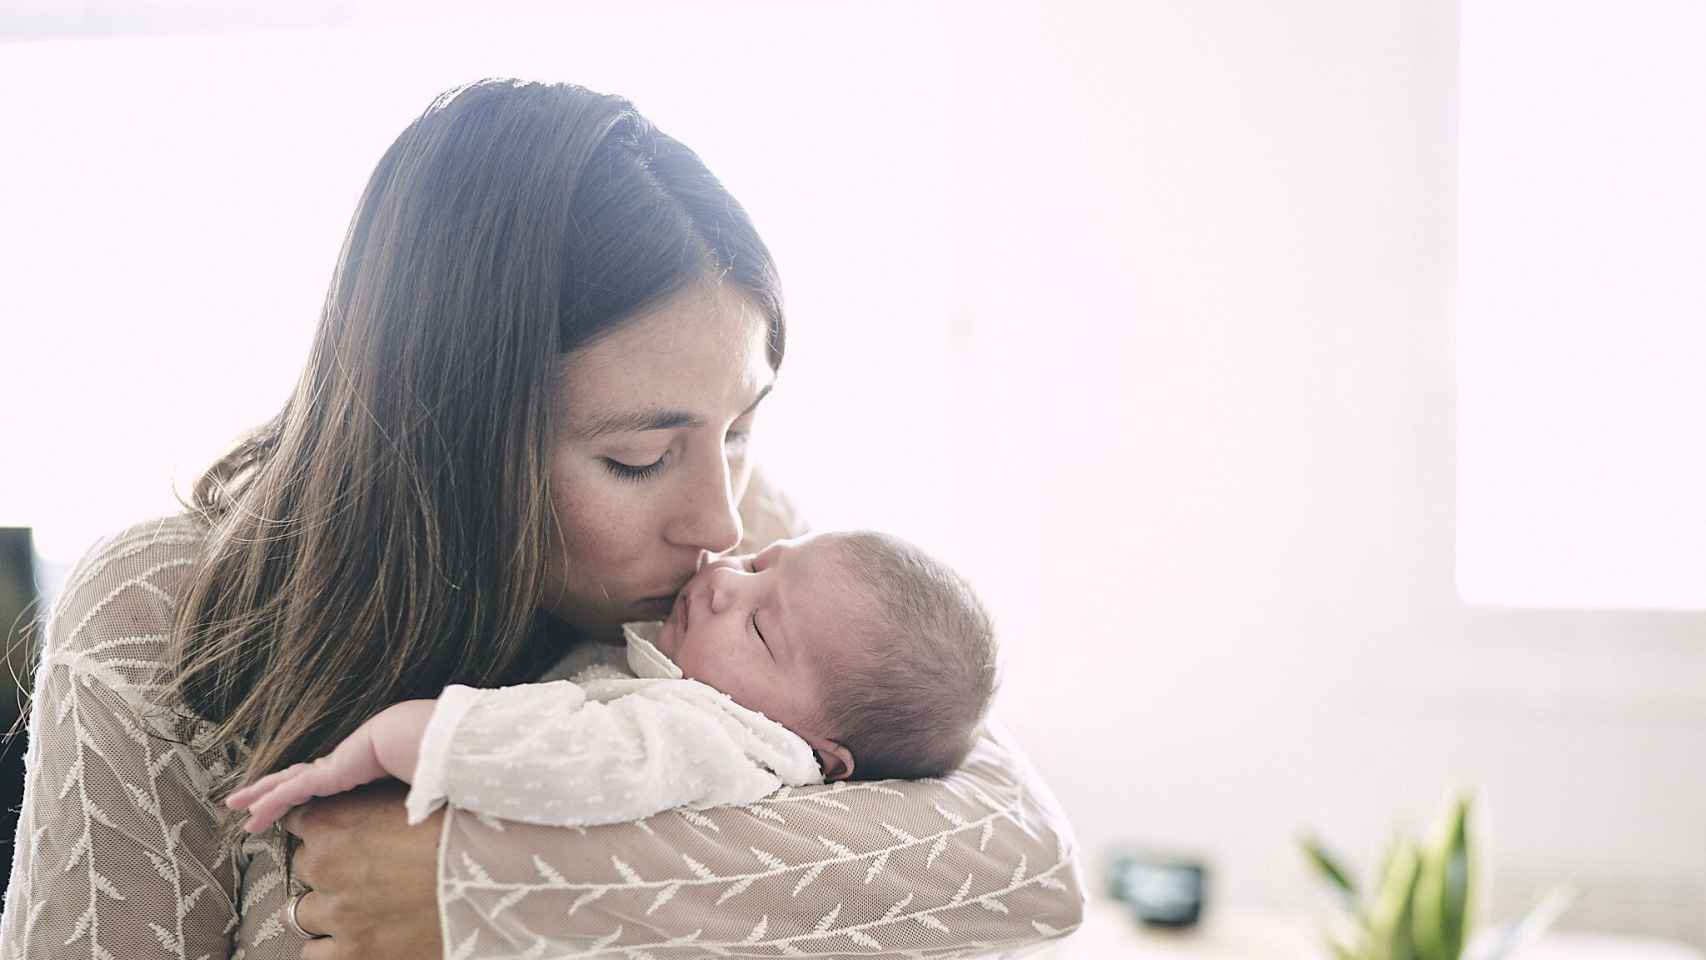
[1456,0,1706,610]
[3,0,1702,945]
[937,0,1706,943]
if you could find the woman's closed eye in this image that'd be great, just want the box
[603,451,668,482]
[749,612,771,656]
[602,419,749,481]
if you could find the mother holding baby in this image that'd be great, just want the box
[0,79,1084,959]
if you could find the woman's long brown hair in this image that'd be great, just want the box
[157,79,785,850]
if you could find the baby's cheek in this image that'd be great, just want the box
[713,667,779,717]
[671,645,712,684]
[677,644,740,695]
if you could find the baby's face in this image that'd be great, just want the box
[653,533,850,741]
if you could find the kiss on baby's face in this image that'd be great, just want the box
[654,533,851,739]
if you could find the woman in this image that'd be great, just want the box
[0,80,1083,959]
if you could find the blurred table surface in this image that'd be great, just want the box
[1036,896,1705,960]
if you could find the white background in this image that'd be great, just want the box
[0,2,956,562]
[2,0,1703,946]
[1457,0,1706,609]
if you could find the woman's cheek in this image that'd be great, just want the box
[556,466,645,563]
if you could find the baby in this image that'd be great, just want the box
[225,530,998,833]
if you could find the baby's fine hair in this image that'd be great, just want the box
[818,532,999,781]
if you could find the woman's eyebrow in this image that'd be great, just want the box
[570,384,773,440]
[572,409,699,440]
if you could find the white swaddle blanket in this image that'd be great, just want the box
[405,622,824,828]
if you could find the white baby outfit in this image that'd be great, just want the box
[404,622,823,828]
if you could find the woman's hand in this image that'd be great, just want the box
[280,780,445,960]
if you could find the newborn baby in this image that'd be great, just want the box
[225,530,998,833]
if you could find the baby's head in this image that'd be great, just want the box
[652,531,997,781]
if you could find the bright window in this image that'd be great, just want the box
[1456,0,1706,608]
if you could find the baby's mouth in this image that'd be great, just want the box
[671,590,690,634]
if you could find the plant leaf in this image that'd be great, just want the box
[1413,792,1474,960]
[1300,833,1360,904]
[1369,836,1421,960]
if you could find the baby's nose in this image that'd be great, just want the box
[697,567,743,615]
[707,580,733,615]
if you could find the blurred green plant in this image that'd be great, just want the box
[1299,792,1574,960]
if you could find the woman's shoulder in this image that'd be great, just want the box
[42,510,210,665]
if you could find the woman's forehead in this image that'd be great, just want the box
[557,283,773,424]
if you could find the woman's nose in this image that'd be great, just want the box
[667,455,744,555]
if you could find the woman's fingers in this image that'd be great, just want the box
[290,890,338,955]
[289,889,328,939]
[274,782,443,959]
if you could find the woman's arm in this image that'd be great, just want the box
[0,519,248,960]
[436,717,1085,959]
[284,722,1084,960]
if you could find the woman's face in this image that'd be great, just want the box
[541,280,776,641]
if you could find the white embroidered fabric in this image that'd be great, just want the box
[0,489,1085,960]
[404,625,825,829]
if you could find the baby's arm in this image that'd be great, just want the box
[406,678,822,829]
[223,698,436,832]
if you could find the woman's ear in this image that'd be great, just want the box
[813,740,855,782]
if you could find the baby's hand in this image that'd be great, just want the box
[223,699,437,833]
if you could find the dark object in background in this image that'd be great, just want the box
[1108,851,1208,928]
[0,527,40,908]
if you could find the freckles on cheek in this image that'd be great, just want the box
[552,463,646,569]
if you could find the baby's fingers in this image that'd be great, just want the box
[224,763,311,810]
[240,769,340,833]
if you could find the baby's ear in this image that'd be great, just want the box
[814,741,855,782]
